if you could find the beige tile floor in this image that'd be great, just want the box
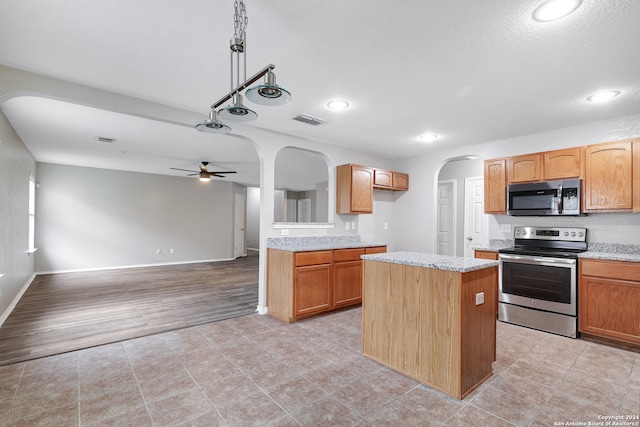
[0,307,638,426]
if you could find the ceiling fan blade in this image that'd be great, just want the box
[170,167,198,173]
[209,171,237,174]
[187,173,198,176]
[211,173,228,178]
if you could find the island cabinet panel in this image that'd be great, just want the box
[579,259,640,345]
[543,147,581,180]
[484,159,506,214]
[362,260,497,399]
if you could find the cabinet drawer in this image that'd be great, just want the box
[581,259,640,281]
[295,251,333,267]
[334,248,365,262]
[474,250,499,260]
[365,246,387,255]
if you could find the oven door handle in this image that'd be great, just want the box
[499,253,576,266]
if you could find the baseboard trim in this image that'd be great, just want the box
[0,273,36,328]
[256,305,268,315]
[36,258,236,275]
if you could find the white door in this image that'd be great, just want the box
[464,177,489,258]
[437,180,456,256]
[298,198,311,222]
[234,193,246,258]
[286,199,297,222]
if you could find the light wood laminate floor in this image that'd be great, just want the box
[0,252,258,366]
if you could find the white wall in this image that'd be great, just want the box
[35,163,240,272]
[393,114,640,253]
[0,110,36,324]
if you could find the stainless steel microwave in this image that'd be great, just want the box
[507,179,581,216]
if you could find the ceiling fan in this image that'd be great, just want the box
[170,161,237,182]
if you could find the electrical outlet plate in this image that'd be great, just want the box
[475,292,484,305]
[500,224,511,233]
[280,229,289,235]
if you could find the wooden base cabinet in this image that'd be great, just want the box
[579,259,640,345]
[362,260,497,399]
[267,246,386,322]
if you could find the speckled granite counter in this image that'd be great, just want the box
[266,235,386,252]
[362,251,498,273]
[472,239,514,252]
[579,243,640,263]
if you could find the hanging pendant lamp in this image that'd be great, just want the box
[218,93,258,121]
[246,69,292,106]
[195,0,291,134]
[195,109,231,134]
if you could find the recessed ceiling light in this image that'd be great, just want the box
[533,0,582,22]
[586,90,621,103]
[419,134,439,142]
[327,99,350,110]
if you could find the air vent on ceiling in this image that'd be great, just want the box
[292,114,326,126]
[95,136,117,143]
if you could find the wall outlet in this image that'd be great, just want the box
[475,292,484,305]
[169,248,174,254]
[384,222,388,230]
[156,249,161,255]
[280,229,289,236]
[500,224,511,233]
[345,222,350,230]
[351,221,356,230]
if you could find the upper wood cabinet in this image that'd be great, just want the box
[484,159,507,214]
[584,139,639,212]
[337,164,408,214]
[373,169,409,191]
[508,154,542,183]
[544,147,581,180]
[336,164,374,214]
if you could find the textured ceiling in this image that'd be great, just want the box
[1,0,639,185]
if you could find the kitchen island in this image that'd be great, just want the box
[361,252,499,399]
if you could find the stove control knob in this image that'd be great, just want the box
[564,231,569,236]
[571,232,576,237]
[578,232,584,237]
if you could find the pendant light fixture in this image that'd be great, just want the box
[195,0,292,134]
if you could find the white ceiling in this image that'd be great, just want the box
[1,0,639,187]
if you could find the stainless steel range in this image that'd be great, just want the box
[498,226,587,338]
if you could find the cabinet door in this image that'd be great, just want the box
[484,159,506,214]
[584,141,633,211]
[294,264,332,317]
[336,164,373,214]
[579,275,640,344]
[373,169,392,187]
[365,246,387,255]
[543,147,581,180]
[392,172,409,190]
[334,260,363,307]
[508,154,542,183]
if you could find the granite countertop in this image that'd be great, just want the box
[578,243,640,263]
[266,235,386,252]
[362,251,499,273]
[472,239,514,252]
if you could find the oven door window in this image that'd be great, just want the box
[501,262,572,304]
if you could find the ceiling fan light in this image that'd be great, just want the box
[195,110,231,133]
[246,70,292,106]
[199,171,211,182]
[218,93,258,121]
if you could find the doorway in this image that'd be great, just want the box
[436,157,487,257]
[235,193,246,258]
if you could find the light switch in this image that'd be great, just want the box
[475,292,484,305]
[280,229,289,235]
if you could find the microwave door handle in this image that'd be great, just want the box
[557,184,563,214]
